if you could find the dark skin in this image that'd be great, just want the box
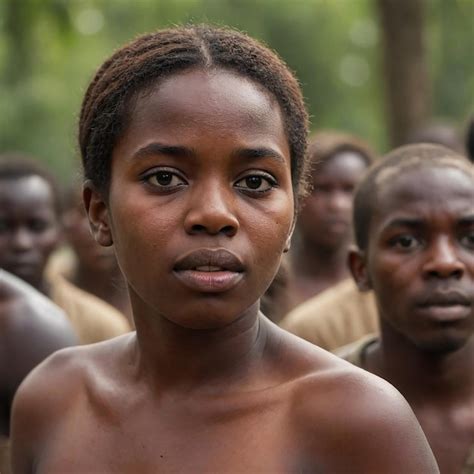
[11,69,437,473]
[62,194,133,324]
[0,176,61,295]
[350,164,474,474]
[290,152,368,307]
[0,270,77,436]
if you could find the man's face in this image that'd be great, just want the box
[0,176,60,290]
[297,152,368,250]
[358,165,474,353]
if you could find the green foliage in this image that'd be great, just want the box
[0,0,472,182]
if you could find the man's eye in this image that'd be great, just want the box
[392,235,419,250]
[460,232,474,249]
[29,220,49,232]
[235,174,276,193]
[146,171,186,189]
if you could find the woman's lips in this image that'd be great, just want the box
[173,248,244,293]
[174,269,243,293]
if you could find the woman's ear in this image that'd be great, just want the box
[283,217,296,253]
[83,181,113,247]
[348,246,372,292]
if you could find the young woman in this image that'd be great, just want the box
[11,26,437,473]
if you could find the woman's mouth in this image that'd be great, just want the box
[173,249,244,293]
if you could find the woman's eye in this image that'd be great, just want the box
[145,171,186,189]
[234,174,276,194]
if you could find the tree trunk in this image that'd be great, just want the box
[376,0,431,147]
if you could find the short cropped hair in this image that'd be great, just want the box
[79,25,310,202]
[0,153,61,215]
[307,130,376,173]
[353,143,472,251]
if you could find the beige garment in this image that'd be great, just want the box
[279,278,379,352]
[47,270,131,345]
[0,435,10,474]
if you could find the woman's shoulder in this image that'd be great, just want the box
[269,324,438,472]
[12,334,133,433]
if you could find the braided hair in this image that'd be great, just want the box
[79,25,309,202]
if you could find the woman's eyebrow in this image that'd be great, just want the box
[233,147,286,164]
[132,142,195,160]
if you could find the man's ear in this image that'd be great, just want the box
[83,181,113,247]
[348,245,372,292]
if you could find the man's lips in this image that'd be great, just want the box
[417,291,471,307]
[415,291,472,322]
[173,249,244,293]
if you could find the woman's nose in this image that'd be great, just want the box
[183,181,239,237]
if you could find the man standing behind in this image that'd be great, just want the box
[339,144,474,473]
[0,155,131,343]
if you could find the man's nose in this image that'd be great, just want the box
[183,181,239,237]
[422,237,465,279]
[328,190,352,213]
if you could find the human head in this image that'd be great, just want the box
[350,144,474,353]
[296,130,375,250]
[80,26,307,330]
[407,120,464,154]
[79,25,309,204]
[353,143,470,252]
[0,154,61,291]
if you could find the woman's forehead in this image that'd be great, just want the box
[133,69,281,126]
[115,69,290,161]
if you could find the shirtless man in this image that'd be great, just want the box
[341,144,474,473]
[0,270,76,472]
[0,156,131,343]
[11,26,437,472]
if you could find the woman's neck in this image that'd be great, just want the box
[132,301,268,392]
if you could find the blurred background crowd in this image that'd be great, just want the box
[0,0,473,179]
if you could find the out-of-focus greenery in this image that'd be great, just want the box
[0,0,472,181]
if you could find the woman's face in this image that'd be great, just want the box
[88,69,294,329]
